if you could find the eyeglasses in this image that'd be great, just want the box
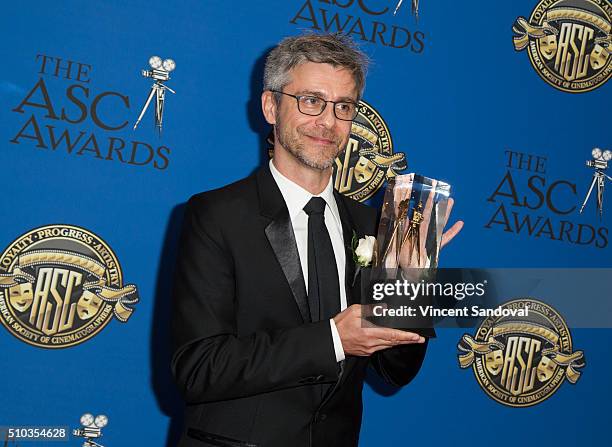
[270,90,359,121]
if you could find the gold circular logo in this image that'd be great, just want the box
[0,225,139,348]
[513,0,612,93]
[267,100,407,202]
[334,100,406,202]
[458,299,585,407]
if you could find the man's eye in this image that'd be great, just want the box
[337,103,354,113]
[301,96,321,106]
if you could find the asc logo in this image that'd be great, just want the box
[513,0,612,93]
[335,100,406,201]
[0,225,139,348]
[457,299,585,407]
[269,100,407,202]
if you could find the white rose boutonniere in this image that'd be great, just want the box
[353,235,376,267]
[351,232,376,286]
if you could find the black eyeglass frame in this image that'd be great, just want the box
[269,90,359,121]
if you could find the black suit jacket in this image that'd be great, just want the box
[171,166,427,447]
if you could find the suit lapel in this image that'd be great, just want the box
[257,167,310,323]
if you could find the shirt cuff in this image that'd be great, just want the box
[329,318,345,362]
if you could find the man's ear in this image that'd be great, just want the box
[261,91,277,125]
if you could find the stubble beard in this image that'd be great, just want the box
[274,113,346,171]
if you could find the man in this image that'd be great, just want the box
[171,33,462,447]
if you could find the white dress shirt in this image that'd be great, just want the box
[269,159,346,362]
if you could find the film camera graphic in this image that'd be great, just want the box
[73,413,108,447]
[133,55,177,134]
[580,147,611,217]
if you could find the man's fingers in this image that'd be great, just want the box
[371,338,396,347]
[367,335,426,352]
[364,327,423,343]
[440,220,464,248]
[443,197,455,228]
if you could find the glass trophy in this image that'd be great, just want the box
[373,173,451,273]
[364,174,451,337]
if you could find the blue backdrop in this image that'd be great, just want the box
[1,1,610,446]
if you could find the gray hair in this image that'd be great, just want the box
[263,32,369,101]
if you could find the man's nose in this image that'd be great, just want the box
[315,102,337,128]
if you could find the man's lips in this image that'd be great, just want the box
[305,134,335,145]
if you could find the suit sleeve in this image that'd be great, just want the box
[370,339,428,387]
[170,196,339,404]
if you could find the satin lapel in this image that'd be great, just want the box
[257,167,310,323]
[264,216,310,323]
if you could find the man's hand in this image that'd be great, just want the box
[333,304,425,356]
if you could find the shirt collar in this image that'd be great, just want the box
[269,159,342,226]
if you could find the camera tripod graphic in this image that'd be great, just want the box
[579,148,612,217]
[133,56,176,135]
[393,0,420,17]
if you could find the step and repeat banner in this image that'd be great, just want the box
[1,1,610,446]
